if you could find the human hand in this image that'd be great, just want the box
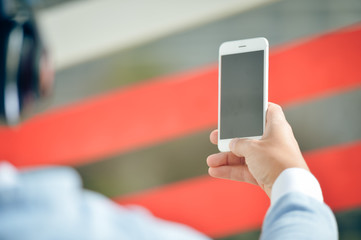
[206,103,309,197]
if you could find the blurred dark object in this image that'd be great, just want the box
[24,0,78,10]
[0,0,53,125]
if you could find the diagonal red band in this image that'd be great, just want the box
[0,24,360,167]
[115,140,361,237]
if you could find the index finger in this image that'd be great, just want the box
[209,129,218,145]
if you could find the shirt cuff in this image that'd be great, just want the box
[271,168,323,206]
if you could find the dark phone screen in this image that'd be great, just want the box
[220,50,264,139]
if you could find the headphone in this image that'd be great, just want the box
[0,0,48,124]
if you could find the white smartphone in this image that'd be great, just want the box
[218,37,269,152]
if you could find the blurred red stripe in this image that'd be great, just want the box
[115,140,361,237]
[270,23,361,104]
[0,24,360,166]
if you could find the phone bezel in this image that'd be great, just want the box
[218,37,269,152]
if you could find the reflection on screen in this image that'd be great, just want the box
[220,50,264,139]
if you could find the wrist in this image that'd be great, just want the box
[266,159,309,194]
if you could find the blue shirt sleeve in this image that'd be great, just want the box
[261,192,338,240]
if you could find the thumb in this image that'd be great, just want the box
[229,138,254,157]
[266,103,287,125]
[263,103,289,139]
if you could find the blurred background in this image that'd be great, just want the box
[1,0,361,239]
